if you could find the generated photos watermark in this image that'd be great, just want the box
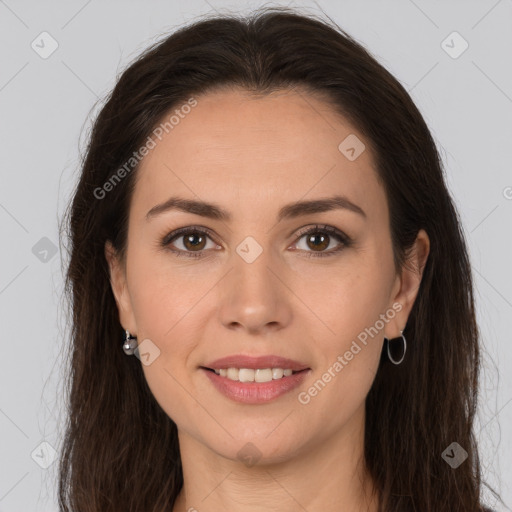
[297,301,403,405]
[93,97,198,200]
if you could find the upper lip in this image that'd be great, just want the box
[202,355,310,371]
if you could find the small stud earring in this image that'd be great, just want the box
[122,329,138,355]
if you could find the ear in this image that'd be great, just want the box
[105,240,137,334]
[384,229,430,338]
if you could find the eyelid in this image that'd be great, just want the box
[161,225,220,246]
[289,224,352,253]
[293,224,348,240]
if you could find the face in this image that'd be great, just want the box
[106,87,429,463]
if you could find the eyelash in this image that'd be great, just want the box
[160,224,352,259]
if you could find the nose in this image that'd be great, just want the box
[217,245,293,336]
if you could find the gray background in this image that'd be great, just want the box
[0,0,511,510]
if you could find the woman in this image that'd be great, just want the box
[58,6,501,511]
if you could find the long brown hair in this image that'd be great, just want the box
[58,6,501,511]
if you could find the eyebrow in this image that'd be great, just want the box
[145,194,366,222]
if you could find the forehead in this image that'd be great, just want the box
[131,87,387,224]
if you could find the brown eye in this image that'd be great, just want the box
[181,231,207,251]
[292,224,352,258]
[305,232,330,252]
[161,226,219,258]
[161,224,351,260]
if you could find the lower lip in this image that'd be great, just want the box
[201,368,310,404]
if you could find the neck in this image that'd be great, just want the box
[172,404,379,512]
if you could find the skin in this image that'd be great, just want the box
[106,87,430,512]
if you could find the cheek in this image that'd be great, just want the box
[128,246,204,338]
[129,260,206,424]
[300,287,385,430]
[298,262,389,402]
[127,249,216,382]
[294,258,391,340]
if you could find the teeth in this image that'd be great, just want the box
[272,368,284,379]
[213,367,297,382]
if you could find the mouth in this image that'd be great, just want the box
[199,366,311,404]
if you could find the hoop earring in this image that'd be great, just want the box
[384,330,407,365]
[122,329,138,355]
